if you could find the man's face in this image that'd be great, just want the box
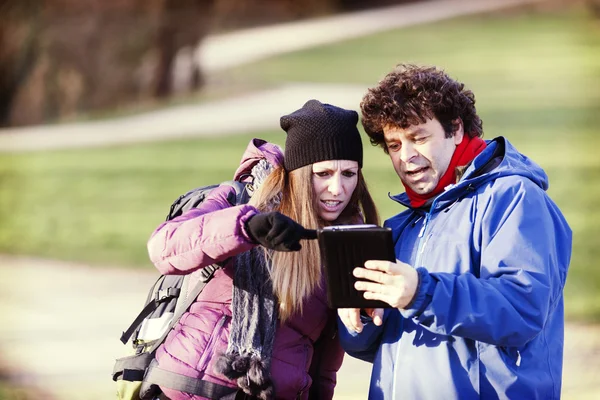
[383,118,463,195]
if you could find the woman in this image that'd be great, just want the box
[147,99,379,400]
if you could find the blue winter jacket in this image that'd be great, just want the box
[339,137,572,399]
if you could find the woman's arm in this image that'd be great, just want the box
[147,184,259,275]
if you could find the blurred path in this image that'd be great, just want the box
[0,255,598,400]
[198,0,543,72]
[0,83,366,152]
[0,0,544,153]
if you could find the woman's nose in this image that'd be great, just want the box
[328,175,342,196]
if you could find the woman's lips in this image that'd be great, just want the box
[320,200,343,212]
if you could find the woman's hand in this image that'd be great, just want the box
[245,212,317,251]
[338,308,384,333]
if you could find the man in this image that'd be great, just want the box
[338,64,572,399]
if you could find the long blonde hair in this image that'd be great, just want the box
[248,164,379,321]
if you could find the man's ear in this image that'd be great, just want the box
[453,118,465,145]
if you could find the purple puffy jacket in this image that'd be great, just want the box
[147,139,344,400]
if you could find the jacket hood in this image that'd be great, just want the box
[390,136,549,210]
[233,138,284,181]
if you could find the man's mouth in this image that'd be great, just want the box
[405,166,428,176]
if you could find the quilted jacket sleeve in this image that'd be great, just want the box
[147,184,260,275]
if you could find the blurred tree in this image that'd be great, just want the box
[155,0,211,97]
[0,0,41,127]
[588,0,600,17]
[336,0,417,11]
[1,0,422,127]
[3,0,214,126]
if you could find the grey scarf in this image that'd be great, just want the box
[214,247,278,399]
[214,159,279,399]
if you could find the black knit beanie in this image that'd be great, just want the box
[280,99,363,171]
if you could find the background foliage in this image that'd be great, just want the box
[1,7,598,321]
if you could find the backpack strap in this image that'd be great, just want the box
[124,180,249,346]
[112,351,155,382]
[221,180,251,206]
[147,263,221,353]
[134,265,228,398]
[120,276,181,345]
[167,180,250,221]
[171,273,192,324]
[144,365,237,398]
[113,265,221,384]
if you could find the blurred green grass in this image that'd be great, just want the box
[0,386,33,400]
[1,8,599,321]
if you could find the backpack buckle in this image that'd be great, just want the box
[200,265,220,282]
[155,287,180,302]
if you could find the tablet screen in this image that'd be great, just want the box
[317,225,395,308]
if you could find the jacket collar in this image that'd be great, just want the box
[389,137,506,212]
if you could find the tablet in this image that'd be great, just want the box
[317,224,395,309]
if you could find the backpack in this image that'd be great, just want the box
[112,179,254,400]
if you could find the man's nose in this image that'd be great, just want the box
[400,142,417,163]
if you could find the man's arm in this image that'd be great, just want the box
[355,178,572,347]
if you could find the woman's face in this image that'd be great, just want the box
[311,160,359,221]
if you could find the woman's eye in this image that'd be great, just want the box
[387,143,400,151]
[314,171,329,177]
[342,171,357,178]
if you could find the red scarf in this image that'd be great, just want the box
[404,135,487,208]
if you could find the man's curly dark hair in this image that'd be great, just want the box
[361,64,483,152]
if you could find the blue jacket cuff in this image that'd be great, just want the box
[400,267,435,318]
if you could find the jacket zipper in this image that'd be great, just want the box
[197,314,228,371]
[414,211,432,268]
[392,206,434,399]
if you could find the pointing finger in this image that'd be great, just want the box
[302,228,318,240]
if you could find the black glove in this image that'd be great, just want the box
[245,212,317,252]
